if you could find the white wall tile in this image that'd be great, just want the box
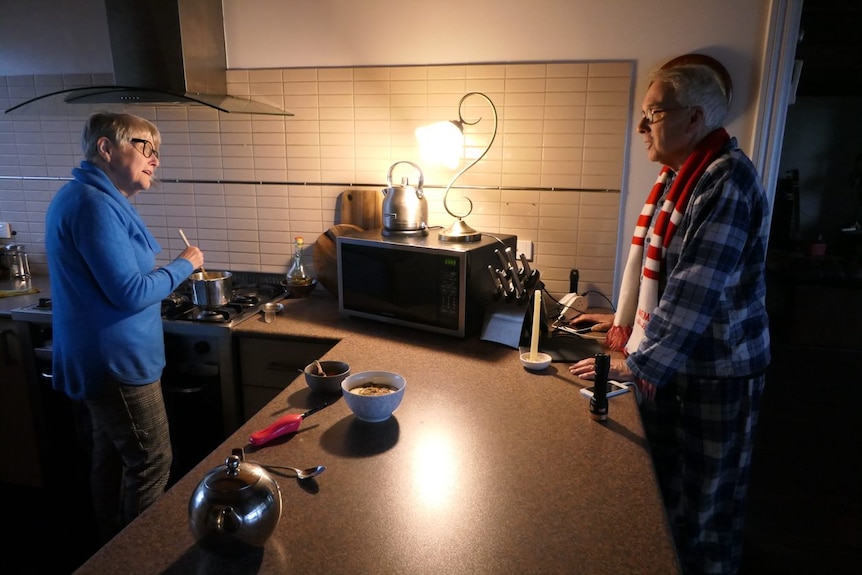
[2,61,631,300]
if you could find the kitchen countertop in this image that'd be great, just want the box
[0,275,49,316]
[73,288,680,574]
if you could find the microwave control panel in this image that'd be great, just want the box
[438,260,460,319]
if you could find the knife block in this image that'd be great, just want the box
[480,275,603,361]
[480,276,548,349]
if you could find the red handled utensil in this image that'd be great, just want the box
[248,403,329,447]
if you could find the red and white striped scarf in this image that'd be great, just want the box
[606,129,730,384]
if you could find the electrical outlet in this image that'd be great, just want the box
[517,239,533,261]
[0,222,12,240]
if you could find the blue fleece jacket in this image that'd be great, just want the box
[46,161,193,400]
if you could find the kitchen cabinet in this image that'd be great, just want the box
[0,316,42,485]
[238,336,337,420]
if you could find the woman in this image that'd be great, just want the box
[46,112,205,541]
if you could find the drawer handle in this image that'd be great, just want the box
[265,362,294,372]
[175,362,219,377]
[164,384,207,394]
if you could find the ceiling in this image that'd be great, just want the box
[795,0,862,97]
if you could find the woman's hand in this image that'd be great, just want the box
[179,246,204,270]
[568,355,633,381]
[570,312,614,332]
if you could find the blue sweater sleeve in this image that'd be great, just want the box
[72,191,191,310]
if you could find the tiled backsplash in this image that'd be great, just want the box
[0,61,631,300]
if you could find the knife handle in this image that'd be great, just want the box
[248,413,303,446]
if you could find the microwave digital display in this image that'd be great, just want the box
[337,231,517,337]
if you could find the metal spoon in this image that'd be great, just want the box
[265,464,326,480]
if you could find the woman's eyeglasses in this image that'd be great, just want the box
[640,106,690,125]
[130,138,159,160]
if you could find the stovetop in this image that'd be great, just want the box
[162,271,288,326]
[11,271,291,335]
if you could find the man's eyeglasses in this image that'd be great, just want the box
[640,106,690,125]
[130,138,159,160]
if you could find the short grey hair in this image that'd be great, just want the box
[649,64,729,130]
[81,112,161,162]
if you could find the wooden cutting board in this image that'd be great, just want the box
[312,224,364,297]
[338,189,383,229]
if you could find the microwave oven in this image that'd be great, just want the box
[337,229,517,337]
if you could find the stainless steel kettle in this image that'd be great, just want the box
[188,448,282,547]
[382,161,428,234]
[1,244,30,279]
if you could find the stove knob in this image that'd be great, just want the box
[193,341,211,355]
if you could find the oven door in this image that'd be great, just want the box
[161,333,228,483]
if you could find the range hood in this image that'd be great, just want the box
[5,0,292,116]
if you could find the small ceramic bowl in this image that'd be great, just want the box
[304,361,351,394]
[286,279,318,298]
[520,352,552,371]
[341,371,406,423]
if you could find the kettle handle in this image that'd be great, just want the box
[386,160,424,192]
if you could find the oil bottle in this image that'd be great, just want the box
[286,236,315,296]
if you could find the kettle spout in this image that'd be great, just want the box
[217,507,243,535]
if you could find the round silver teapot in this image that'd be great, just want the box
[189,448,282,547]
[382,160,428,234]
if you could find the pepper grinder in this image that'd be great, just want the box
[590,353,610,422]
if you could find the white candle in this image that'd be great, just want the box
[530,289,541,360]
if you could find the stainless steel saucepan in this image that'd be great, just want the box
[189,270,233,308]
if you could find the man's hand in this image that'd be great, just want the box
[568,355,633,381]
[570,312,614,332]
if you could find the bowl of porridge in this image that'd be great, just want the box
[341,371,406,423]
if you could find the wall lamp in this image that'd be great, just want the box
[416,91,498,242]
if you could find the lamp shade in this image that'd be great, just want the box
[415,120,463,169]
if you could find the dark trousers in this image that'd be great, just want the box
[83,378,172,542]
[640,373,765,575]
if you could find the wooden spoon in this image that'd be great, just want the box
[313,360,327,376]
[178,229,208,279]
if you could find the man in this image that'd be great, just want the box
[569,64,771,574]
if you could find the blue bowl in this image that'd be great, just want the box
[304,361,351,394]
[341,371,406,423]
